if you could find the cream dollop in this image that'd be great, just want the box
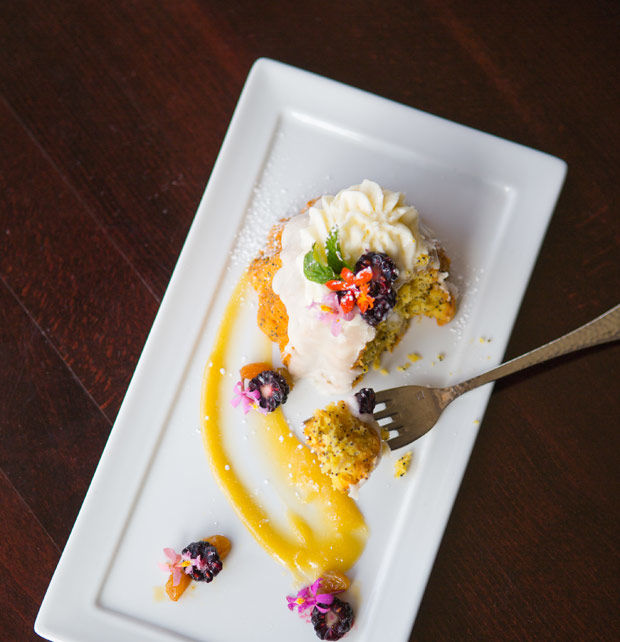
[272,180,429,393]
[307,179,428,281]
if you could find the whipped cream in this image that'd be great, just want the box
[307,179,429,282]
[272,180,430,392]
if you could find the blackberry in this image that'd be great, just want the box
[355,388,376,414]
[180,541,222,582]
[247,370,290,412]
[361,286,396,326]
[354,252,398,326]
[354,252,399,285]
[311,597,354,640]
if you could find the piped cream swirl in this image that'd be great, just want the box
[307,179,428,281]
[272,180,429,392]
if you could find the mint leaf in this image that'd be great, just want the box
[303,243,336,284]
[325,227,355,273]
[325,228,345,274]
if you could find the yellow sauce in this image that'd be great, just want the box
[200,279,368,582]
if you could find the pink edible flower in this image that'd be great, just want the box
[286,578,335,620]
[310,292,356,337]
[181,551,206,573]
[158,547,185,586]
[230,380,262,414]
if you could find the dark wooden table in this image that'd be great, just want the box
[1,1,618,640]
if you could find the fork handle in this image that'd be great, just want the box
[447,303,620,400]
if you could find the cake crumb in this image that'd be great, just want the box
[473,419,480,425]
[379,367,389,376]
[407,352,422,363]
[397,363,411,372]
[394,452,412,478]
[437,352,445,361]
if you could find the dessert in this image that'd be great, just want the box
[249,179,455,393]
[196,180,457,639]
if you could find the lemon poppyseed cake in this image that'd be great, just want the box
[303,399,381,495]
[248,180,455,393]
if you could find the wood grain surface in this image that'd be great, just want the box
[1,1,618,640]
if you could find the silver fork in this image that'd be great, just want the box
[374,304,620,450]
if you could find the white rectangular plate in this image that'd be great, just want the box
[36,58,566,642]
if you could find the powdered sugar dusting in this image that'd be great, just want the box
[447,265,484,342]
[229,127,331,268]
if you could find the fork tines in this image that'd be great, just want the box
[373,389,398,422]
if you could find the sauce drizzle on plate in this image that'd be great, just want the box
[200,278,368,581]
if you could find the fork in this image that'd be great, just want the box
[374,304,620,450]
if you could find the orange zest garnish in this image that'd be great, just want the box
[356,283,374,313]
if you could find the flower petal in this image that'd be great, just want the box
[316,593,335,605]
[171,567,183,586]
[163,547,180,564]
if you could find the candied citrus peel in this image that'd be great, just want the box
[204,535,231,560]
[319,570,351,593]
[239,361,272,380]
[165,572,192,601]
